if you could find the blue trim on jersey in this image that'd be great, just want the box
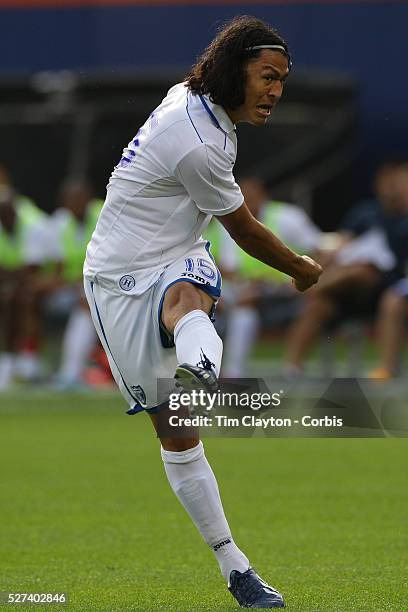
[199,95,223,131]
[186,92,203,143]
[205,241,222,293]
[90,282,143,411]
[199,96,228,151]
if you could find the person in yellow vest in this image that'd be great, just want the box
[0,181,47,389]
[26,178,103,389]
[208,176,323,377]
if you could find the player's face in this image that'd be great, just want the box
[228,49,289,126]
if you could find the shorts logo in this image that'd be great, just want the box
[181,272,210,285]
[131,385,146,406]
[119,275,136,291]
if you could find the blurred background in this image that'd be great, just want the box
[1,0,408,388]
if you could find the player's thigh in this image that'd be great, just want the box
[162,282,215,331]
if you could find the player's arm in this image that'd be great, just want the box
[175,144,320,290]
[216,202,322,292]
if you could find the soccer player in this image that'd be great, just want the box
[84,16,322,609]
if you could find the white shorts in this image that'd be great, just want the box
[84,242,221,413]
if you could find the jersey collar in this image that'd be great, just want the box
[199,94,236,134]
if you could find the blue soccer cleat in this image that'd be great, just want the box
[228,568,285,608]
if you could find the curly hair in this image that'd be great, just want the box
[185,16,289,110]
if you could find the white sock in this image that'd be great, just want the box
[161,441,249,582]
[174,310,223,376]
[223,306,259,377]
[58,308,96,382]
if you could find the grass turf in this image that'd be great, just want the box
[0,391,407,611]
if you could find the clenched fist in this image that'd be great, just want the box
[292,255,323,292]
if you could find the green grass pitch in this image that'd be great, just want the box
[0,391,407,611]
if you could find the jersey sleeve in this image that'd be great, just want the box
[175,143,243,216]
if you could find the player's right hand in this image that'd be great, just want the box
[292,255,323,292]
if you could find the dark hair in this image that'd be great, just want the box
[185,15,289,110]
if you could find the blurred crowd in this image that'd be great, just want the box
[0,164,111,390]
[208,161,408,379]
[1,158,408,390]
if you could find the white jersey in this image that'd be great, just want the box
[84,82,243,296]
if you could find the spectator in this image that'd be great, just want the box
[25,177,102,389]
[283,160,408,377]
[368,279,408,379]
[368,163,408,378]
[0,168,46,388]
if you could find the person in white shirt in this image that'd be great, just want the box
[84,15,322,609]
